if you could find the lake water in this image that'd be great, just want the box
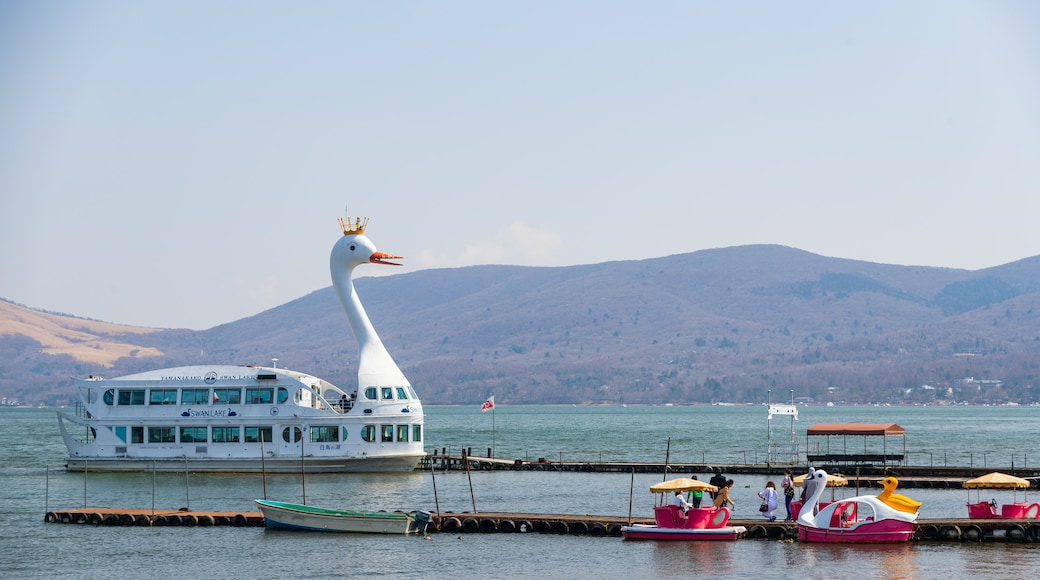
[2,405,1039,578]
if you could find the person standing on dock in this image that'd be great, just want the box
[713,479,735,510]
[758,481,779,522]
[709,468,726,500]
[780,469,795,521]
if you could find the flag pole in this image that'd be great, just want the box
[492,401,496,458]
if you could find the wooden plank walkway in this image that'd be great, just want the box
[43,507,1040,542]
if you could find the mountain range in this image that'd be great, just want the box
[2,244,1039,407]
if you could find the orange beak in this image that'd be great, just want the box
[370,251,403,266]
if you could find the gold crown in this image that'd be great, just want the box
[338,217,369,235]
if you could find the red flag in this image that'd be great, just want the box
[481,395,495,412]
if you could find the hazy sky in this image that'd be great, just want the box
[2,1,1038,330]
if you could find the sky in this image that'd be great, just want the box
[1,1,1038,330]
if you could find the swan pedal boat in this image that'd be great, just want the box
[796,469,918,543]
[256,499,431,534]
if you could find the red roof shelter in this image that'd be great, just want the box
[805,423,906,465]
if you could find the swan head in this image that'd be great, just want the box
[331,230,403,271]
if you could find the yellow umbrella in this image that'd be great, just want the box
[793,473,848,487]
[963,472,1030,489]
[964,472,1031,504]
[649,477,718,494]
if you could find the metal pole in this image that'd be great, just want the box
[301,429,307,505]
[766,389,771,467]
[152,461,156,515]
[83,458,87,508]
[628,468,635,525]
[464,449,477,513]
[431,460,441,521]
[260,431,268,500]
[184,456,190,511]
[663,437,671,481]
[45,467,49,514]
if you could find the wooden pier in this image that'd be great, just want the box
[419,454,1040,490]
[43,507,1040,542]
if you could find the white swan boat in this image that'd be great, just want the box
[796,469,918,543]
[57,217,425,473]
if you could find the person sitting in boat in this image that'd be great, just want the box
[690,476,703,508]
[674,490,692,514]
[713,479,735,510]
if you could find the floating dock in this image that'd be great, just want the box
[419,454,1040,489]
[43,507,1040,542]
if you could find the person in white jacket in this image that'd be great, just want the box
[758,481,779,521]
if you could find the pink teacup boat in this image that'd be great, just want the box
[621,477,747,541]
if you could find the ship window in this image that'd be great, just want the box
[118,390,146,405]
[396,387,408,400]
[213,388,241,405]
[114,426,127,443]
[282,426,302,443]
[361,425,376,442]
[182,389,210,405]
[364,387,377,400]
[381,387,393,400]
[212,427,240,443]
[381,425,393,442]
[103,390,114,405]
[341,427,349,441]
[246,388,273,404]
[150,389,178,405]
[131,426,144,444]
[397,425,409,442]
[148,427,175,443]
[413,425,422,443]
[277,388,289,404]
[407,386,418,400]
[311,426,339,443]
[245,426,273,443]
[180,426,207,443]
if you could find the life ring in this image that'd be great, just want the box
[44,512,57,523]
[569,521,589,535]
[940,525,961,541]
[478,518,497,533]
[498,519,516,533]
[748,525,768,539]
[440,517,461,533]
[920,524,939,540]
[962,524,983,542]
[1026,523,1040,542]
[1006,524,1026,542]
